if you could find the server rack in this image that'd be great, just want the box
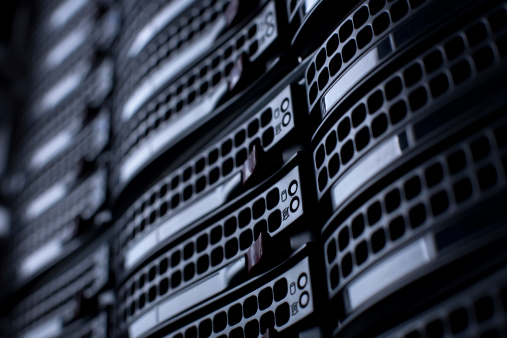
[1,0,506,337]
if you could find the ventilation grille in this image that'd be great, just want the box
[24,57,113,127]
[28,0,97,63]
[381,266,507,338]
[26,6,116,126]
[117,0,229,63]
[116,0,233,86]
[113,0,278,146]
[115,84,296,271]
[13,170,107,279]
[118,163,304,328]
[10,244,109,336]
[305,0,433,114]
[165,254,313,338]
[313,4,507,199]
[13,111,109,203]
[28,18,96,99]
[324,114,507,300]
[112,24,287,191]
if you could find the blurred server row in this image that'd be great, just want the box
[1,0,506,337]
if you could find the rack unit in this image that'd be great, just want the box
[2,0,506,337]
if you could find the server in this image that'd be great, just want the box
[1,0,506,337]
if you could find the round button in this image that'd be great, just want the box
[282,113,291,126]
[299,291,310,308]
[288,180,298,196]
[298,273,307,289]
[290,196,300,213]
[281,98,290,112]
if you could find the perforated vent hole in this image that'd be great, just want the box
[184,242,194,260]
[318,68,330,90]
[355,241,368,265]
[367,201,382,226]
[389,216,405,240]
[235,130,246,147]
[473,45,495,71]
[390,0,409,22]
[466,21,488,47]
[371,228,386,253]
[274,278,288,302]
[243,296,258,318]
[389,100,407,124]
[404,62,423,87]
[316,48,326,70]
[489,8,507,33]
[342,40,357,63]
[341,140,354,164]
[470,136,491,162]
[409,203,426,228]
[211,247,223,266]
[159,278,169,296]
[228,303,242,326]
[354,6,369,28]
[337,226,350,252]
[159,258,168,274]
[266,188,280,210]
[329,53,342,76]
[245,320,259,338]
[357,25,373,49]
[425,162,444,187]
[254,220,267,241]
[352,103,367,127]
[385,188,401,212]
[372,12,390,35]
[351,214,365,239]
[240,230,253,250]
[449,308,469,334]
[172,270,181,288]
[210,226,222,245]
[385,76,403,100]
[329,153,341,177]
[224,217,237,237]
[327,34,339,56]
[261,108,272,127]
[342,253,353,277]
[275,303,290,327]
[148,286,156,302]
[339,19,353,42]
[268,210,281,232]
[369,0,386,16]
[260,311,275,334]
[225,238,238,258]
[326,131,338,155]
[248,119,259,137]
[199,319,212,338]
[477,164,497,190]
[197,255,209,274]
[171,250,181,267]
[372,113,388,137]
[213,312,227,333]
[184,263,195,281]
[368,90,384,114]
[409,86,428,111]
[327,239,337,264]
